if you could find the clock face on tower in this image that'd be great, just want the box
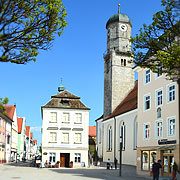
[120,24,127,32]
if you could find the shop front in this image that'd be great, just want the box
[137,145,178,178]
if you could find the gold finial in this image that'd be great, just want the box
[118,3,120,14]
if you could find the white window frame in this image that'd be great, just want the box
[49,152,56,163]
[61,132,69,144]
[167,116,176,137]
[74,153,81,163]
[143,122,150,140]
[62,112,70,124]
[155,87,163,107]
[155,66,163,79]
[50,112,57,123]
[74,113,82,124]
[49,132,57,143]
[144,94,151,111]
[120,122,126,150]
[167,83,176,104]
[155,120,163,138]
[74,133,82,144]
[144,69,151,84]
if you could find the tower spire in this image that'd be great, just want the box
[118,3,120,14]
[58,78,65,92]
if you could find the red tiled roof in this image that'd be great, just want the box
[2,105,16,119]
[17,117,23,134]
[30,132,33,140]
[33,140,37,145]
[104,82,138,121]
[26,126,30,137]
[89,126,96,137]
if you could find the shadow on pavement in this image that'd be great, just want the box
[5,161,32,167]
[50,165,150,180]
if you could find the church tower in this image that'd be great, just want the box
[104,4,134,118]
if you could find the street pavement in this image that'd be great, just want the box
[0,161,172,180]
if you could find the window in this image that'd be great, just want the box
[62,113,70,123]
[168,117,176,136]
[62,133,69,143]
[7,135,10,144]
[50,112,57,123]
[167,84,176,103]
[120,122,126,150]
[156,88,163,107]
[107,126,112,151]
[144,95,151,110]
[49,132,57,142]
[74,153,81,163]
[74,133,82,144]
[142,151,157,171]
[99,128,101,144]
[155,120,163,138]
[155,65,162,78]
[75,113,82,124]
[144,123,150,139]
[134,119,138,149]
[145,69,151,84]
[3,120,5,128]
[49,152,56,163]
[124,59,126,66]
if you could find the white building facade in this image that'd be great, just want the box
[42,87,90,167]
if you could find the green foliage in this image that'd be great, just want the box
[0,97,9,114]
[0,0,67,64]
[131,0,180,80]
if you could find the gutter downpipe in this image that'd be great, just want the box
[114,117,116,161]
[178,78,180,171]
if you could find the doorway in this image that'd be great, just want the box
[60,153,70,167]
[162,150,174,177]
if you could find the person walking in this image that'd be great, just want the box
[152,160,162,180]
[114,158,117,169]
[107,158,111,170]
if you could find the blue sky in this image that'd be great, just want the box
[0,0,163,145]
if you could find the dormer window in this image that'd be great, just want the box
[60,100,69,106]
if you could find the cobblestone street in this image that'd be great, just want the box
[0,162,143,180]
[0,162,172,180]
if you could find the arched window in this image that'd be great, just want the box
[99,128,101,144]
[120,122,125,150]
[107,126,112,151]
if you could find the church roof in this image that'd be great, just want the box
[106,13,132,29]
[42,90,90,110]
[104,82,138,121]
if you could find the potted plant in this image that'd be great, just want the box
[172,162,178,180]
[70,161,73,168]
[57,161,60,168]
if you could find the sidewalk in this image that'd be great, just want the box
[92,162,172,180]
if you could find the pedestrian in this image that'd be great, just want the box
[114,158,117,169]
[107,158,111,170]
[152,160,162,180]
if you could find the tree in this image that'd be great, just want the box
[0,0,67,64]
[0,97,8,113]
[131,0,180,81]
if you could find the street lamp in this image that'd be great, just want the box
[119,135,123,176]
